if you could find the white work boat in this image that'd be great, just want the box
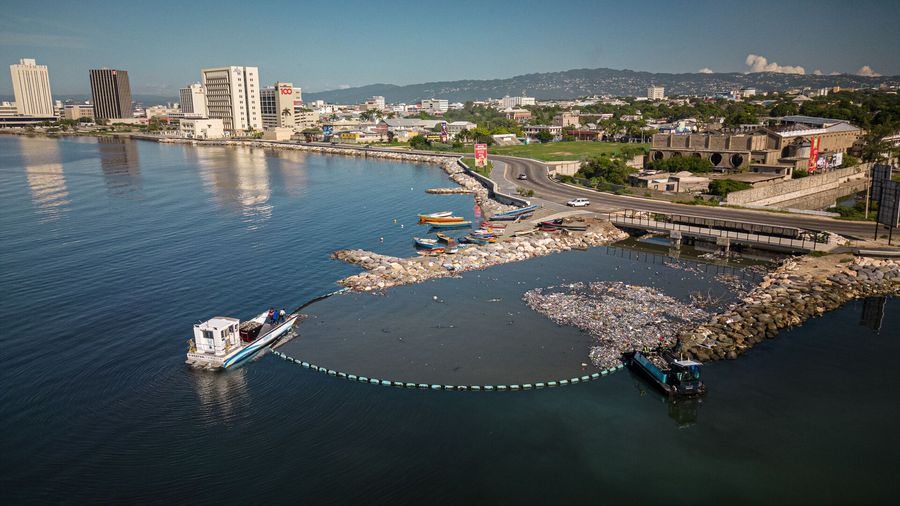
[186,311,298,370]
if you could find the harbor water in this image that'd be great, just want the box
[0,136,897,504]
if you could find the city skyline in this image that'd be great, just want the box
[1,0,898,97]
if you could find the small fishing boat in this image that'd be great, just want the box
[491,204,540,218]
[625,351,706,398]
[419,215,466,224]
[186,311,298,370]
[488,212,533,222]
[480,221,507,229]
[416,248,445,256]
[539,218,588,231]
[413,237,445,249]
[428,220,472,229]
[418,211,452,219]
[461,235,496,245]
[435,233,456,246]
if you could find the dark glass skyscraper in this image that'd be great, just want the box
[89,69,133,119]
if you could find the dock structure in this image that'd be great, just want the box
[605,209,835,252]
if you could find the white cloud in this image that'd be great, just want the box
[745,54,805,75]
[856,65,881,77]
[697,68,714,74]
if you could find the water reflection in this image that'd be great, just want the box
[21,137,70,221]
[859,297,886,334]
[629,375,702,428]
[189,367,249,424]
[97,137,141,194]
[270,149,309,197]
[195,147,273,229]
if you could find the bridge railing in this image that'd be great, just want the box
[604,210,828,251]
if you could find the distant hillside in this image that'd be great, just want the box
[303,68,899,104]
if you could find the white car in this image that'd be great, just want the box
[566,198,591,207]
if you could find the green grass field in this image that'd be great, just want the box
[481,141,646,161]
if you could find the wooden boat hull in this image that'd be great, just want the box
[428,221,472,229]
[419,216,466,224]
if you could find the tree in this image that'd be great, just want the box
[534,130,554,143]
[708,179,751,197]
[578,155,635,185]
[409,134,430,149]
[647,157,714,173]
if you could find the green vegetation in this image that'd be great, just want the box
[646,156,713,173]
[674,197,719,206]
[483,141,645,161]
[462,158,493,178]
[808,251,831,257]
[829,199,877,221]
[533,130,554,143]
[516,187,535,197]
[577,154,636,185]
[708,179,752,197]
[792,169,810,179]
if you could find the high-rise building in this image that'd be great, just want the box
[9,58,54,116]
[647,86,665,100]
[420,98,449,114]
[201,66,261,133]
[89,69,133,119]
[260,82,303,130]
[179,83,207,117]
[363,96,385,111]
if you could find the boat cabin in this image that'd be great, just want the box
[668,358,703,393]
[192,316,241,356]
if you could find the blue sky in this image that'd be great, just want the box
[2,0,898,96]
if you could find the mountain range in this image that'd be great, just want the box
[303,67,899,104]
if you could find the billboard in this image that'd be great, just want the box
[440,121,448,143]
[322,125,333,140]
[876,180,900,229]
[474,144,488,167]
[807,137,820,172]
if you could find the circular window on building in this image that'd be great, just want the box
[730,153,744,167]
[653,151,664,161]
[710,152,723,166]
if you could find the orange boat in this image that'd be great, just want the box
[419,215,466,224]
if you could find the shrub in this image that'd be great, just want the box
[708,179,751,196]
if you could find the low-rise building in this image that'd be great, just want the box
[63,104,94,120]
[504,108,532,122]
[0,101,19,117]
[630,171,709,193]
[553,111,580,127]
[262,127,294,141]
[447,121,476,137]
[524,124,563,140]
[363,96,385,111]
[498,95,535,109]
[179,118,225,139]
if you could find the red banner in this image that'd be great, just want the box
[807,137,820,173]
[474,144,488,167]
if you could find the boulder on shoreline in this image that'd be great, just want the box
[678,255,900,362]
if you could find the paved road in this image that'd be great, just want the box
[491,154,879,239]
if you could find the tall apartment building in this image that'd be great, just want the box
[89,69,133,119]
[363,96,385,111]
[179,83,207,117]
[260,82,303,130]
[9,58,54,116]
[201,66,261,133]
[647,85,665,101]
[420,98,449,114]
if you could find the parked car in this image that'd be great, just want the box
[566,198,591,207]
[517,174,528,180]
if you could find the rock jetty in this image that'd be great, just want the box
[426,188,474,194]
[333,219,628,292]
[678,254,900,362]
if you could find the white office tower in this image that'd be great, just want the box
[200,66,261,133]
[10,58,54,116]
[179,83,207,117]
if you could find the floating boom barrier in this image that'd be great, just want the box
[269,287,625,392]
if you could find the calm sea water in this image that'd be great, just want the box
[0,136,897,504]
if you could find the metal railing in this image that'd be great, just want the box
[605,209,828,251]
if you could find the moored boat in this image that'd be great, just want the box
[419,215,466,224]
[428,220,472,229]
[491,204,540,218]
[625,351,706,397]
[186,311,298,370]
[414,237,445,249]
[418,211,452,219]
[435,233,456,246]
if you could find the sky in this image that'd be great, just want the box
[1,0,898,97]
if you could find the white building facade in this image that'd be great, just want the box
[260,82,304,130]
[180,118,225,139]
[647,86,665,100]
[179,83,207,117]
[499,95,535,109]
[201,66,261,133]
[9,58,54,116]
[420,99,449,114]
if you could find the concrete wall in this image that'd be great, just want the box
[546,160,581,176]
[457,159,530,207]
[726,164,868,205]
[773,179,869,210]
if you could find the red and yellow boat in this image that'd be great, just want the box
[419,215,466,224]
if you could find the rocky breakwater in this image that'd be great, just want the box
[332,219,628,292]
[425,187,475,194]
[678,254,900,362]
